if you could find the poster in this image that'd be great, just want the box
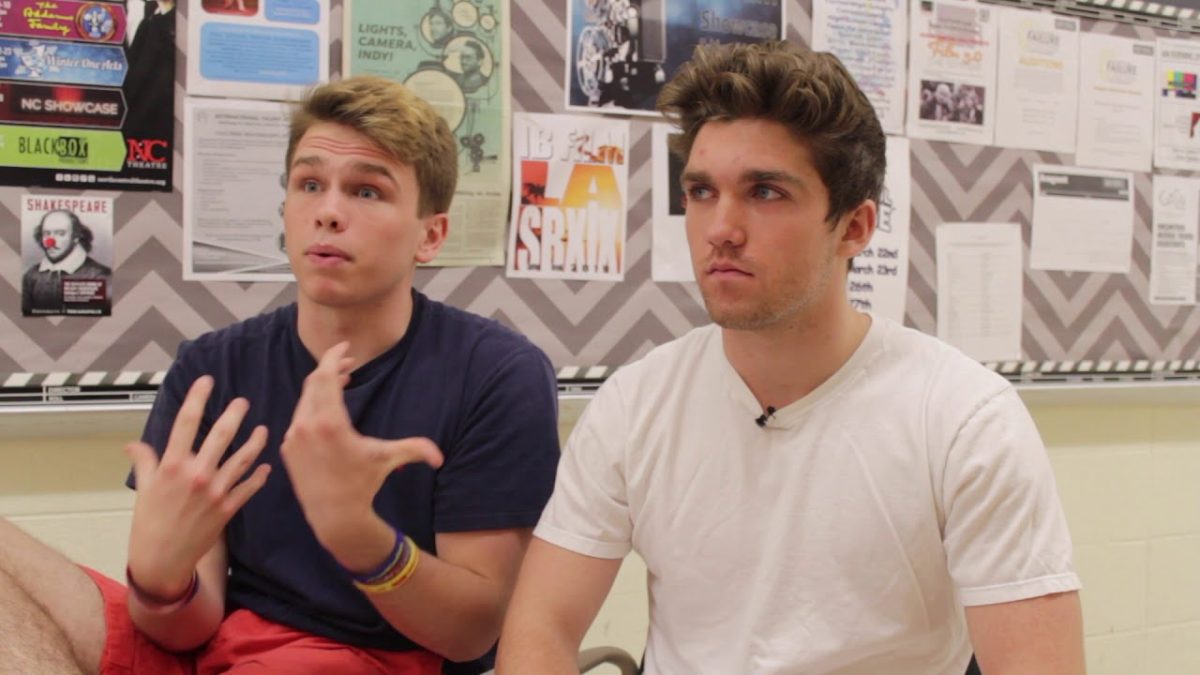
[565,0,784,116]
[847,135,911,322]
[650,123,691,282]
[993,8,1079,154]
[21,194,114,316]
[1030,164,1134,273]
[1150,175,1199,305]
[811,0,907,135]
[187,0,329,101]
[906,0,997,146]
[936,222,1023,361]
[344,0,509,266]
[507,112,629,281]
[0,1,175,191]
[183,98,292,281]
[1076,33,1154,173]
[1153,37,1200,171]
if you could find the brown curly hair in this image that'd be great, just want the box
[657,41,886,226]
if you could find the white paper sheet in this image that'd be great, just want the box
[936,222,1023,361]
[1075,33,1155,173]
[848,136,911,322]
[906,0,998,145]
[507,113,630,281]
[651,124,693,282]
[186,0,330,101]
[1030,164,1135,273]
[811,0,908,135]
[183,98,293,281]
[993,8,1079,154]
[1150,175,1200,305]
[1153,38,1200,171]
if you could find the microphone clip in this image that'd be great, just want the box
[755,406,777,428]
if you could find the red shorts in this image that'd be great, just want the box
[82,567,443,675]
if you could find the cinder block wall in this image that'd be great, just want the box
[2,398,1196,674]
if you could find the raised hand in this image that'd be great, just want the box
[125,376,270,598]
[281,342,443,562]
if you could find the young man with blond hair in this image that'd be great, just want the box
[0,76,559,674]
[498,42,1084,675]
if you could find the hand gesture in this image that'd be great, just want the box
[126,376,270,598]
[281,342,443,557]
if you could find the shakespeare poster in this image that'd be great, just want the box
[344,0,509,266]
[506,112,629,281]
[20,193,114,316]
[566,0,784,116]
[0,1,175,191]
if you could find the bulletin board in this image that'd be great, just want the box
[1,0,1198,379]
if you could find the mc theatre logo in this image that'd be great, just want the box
[125,138,168,169]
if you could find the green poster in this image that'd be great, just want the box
[345,0,510,267]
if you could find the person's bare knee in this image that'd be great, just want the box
[0,567,87,675]
[0,518,106,673]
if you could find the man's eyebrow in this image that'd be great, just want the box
[289,156,397,185]
[348,161,397,184]
[290,155,324,171]
[742,169,802,186]
[679,169,803,185]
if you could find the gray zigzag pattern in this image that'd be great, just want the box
[0,0,1196,374]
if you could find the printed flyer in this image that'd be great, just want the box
[0,1,175,191]
[507,112,629,281]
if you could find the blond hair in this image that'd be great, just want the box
[657,41,885,224]
[287,76,458,216]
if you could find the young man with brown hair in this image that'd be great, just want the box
[0,76,559,675]
[498,42,1083,675]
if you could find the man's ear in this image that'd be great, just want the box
[837,199,877,260]
[414,213,449,264]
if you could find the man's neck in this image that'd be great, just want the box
[722,301,872,411]
[296,289,416,369]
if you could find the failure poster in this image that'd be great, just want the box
[0,1,175,191]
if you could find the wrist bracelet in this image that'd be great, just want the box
[352,535,421,594]
[349,527,404,585]
[126,566,200,615]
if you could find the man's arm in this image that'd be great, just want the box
[496,538,623,674]
[282,342,559,662]
[124,374,271,652]
[965,591,1085,675]
[128,541,228,652]
[329,525,536,661]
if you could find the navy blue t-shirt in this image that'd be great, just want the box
[132,291,560,657]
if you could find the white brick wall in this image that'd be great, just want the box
[2,399,1197,672]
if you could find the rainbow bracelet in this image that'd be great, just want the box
[352,535,421,594]
[351,529,405,585]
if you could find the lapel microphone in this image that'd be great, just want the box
[755,406,777,428]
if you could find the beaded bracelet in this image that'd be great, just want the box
[126,566,200,615]
[352,535,421,594]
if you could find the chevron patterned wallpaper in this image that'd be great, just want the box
[0,0,1196,374]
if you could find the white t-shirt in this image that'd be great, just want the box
[536,317,1080,675]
